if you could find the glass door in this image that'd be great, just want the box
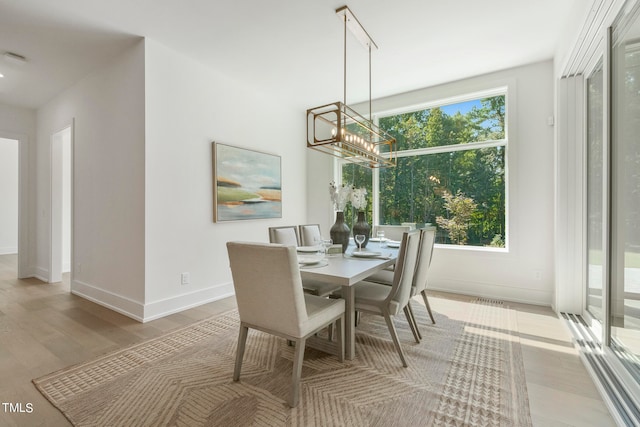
[587,59,605,325]
[610,3,640,378]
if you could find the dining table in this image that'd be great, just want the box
[299,242,399,360]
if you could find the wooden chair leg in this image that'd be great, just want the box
[404,304,421,343]
[421,290,436,324]
[290,338,306,407]
[383,313,408,367]
[233,325,249,381]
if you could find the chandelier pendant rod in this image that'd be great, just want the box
[343,12,347,108]
[369,43,372,123]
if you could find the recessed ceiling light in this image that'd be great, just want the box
[0,73,4,78]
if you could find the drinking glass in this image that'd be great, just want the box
[322,239,333,258]
[313,236,324,257]
[377,230,386,248]
[355,234,365,250]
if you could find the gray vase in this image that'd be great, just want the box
[330,211,350,253]
[352,211,371,248]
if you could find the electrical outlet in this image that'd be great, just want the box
[181,272,190,286]
[533,270,542,281]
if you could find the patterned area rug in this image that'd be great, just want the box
[33,296,532,426]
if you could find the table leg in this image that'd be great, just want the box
[342,284,355,360]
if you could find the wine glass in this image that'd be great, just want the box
[355,234,365,251]
[376,230,386,248]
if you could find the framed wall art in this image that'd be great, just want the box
[212,142,282,222]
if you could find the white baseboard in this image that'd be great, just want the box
[70,279,235,323]
[34,266,48,282]
[0,247,17,255]
[429,279,552,307]
[72,279,145,322]
[142,282,235,322]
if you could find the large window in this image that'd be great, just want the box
[341,93,507,248]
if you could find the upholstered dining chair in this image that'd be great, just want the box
[269,226,340,298]
[268,226,300,247]
[350,230,420,367]
[298,224,322,246]
[374,225,412,241]
[366,227,437,342]
[227,241,345,407]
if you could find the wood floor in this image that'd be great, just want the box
[0,254,616,426]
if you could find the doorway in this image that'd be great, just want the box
[0,138,19,258]
[50,125,72,284]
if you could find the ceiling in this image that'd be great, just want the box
[0,0,587,111]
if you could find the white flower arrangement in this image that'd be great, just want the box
[329,181,353,211]
[350,187,368,211]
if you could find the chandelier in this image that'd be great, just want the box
[306,5,397,169]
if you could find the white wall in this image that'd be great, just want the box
[0,103,36,277]
[37,39,146,316]
[0,138,19,254]
[308,61,556,306]
[143,39,308,320]
[306,149,335,235]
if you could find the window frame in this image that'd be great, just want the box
[338,86,510,252]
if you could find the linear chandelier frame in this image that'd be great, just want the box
[306,5,397,169]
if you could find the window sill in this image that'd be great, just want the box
[434,243,508,254]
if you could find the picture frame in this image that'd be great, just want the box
[212,142,282,222]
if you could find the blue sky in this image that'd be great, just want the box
[439,99,481,116]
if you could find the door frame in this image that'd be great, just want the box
[49,120,74,284]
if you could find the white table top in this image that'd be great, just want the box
[300,246,399,286]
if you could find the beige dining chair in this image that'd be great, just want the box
[227,241,345,407]
[350,230,420,367]
[269,226,340,297]
[366,227,437,342]
[375,225,412,241]
[298,224,322,246]
[268,226,299,247]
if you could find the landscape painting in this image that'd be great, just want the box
[213,142,282,222]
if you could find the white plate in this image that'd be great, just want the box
[299,259,329,269]
[298,256,324,265]
[351,251,382,258]
[386,241,400,248]
[297,246,320,253]
[369,237,383,242]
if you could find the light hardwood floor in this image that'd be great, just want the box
[0,254,616,426]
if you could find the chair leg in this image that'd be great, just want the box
[421,290,436,324]
[290,338,306,407]
[233,325,249,381]
[408,302,422,339]
[404,304,421,343]
[383,313,408,367]
[336,316,344,362]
